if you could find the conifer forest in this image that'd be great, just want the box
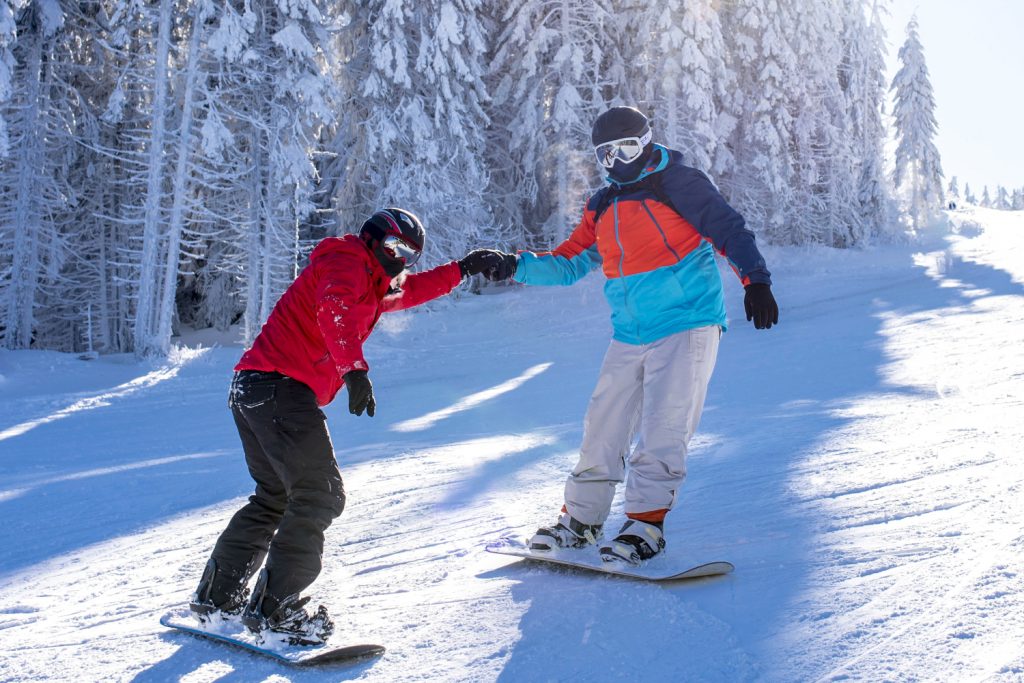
[0,1,944,355]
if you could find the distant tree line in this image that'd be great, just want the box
[946,177,1024,211]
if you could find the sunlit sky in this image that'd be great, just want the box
[885,0,1024,193]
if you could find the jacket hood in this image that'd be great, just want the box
[309,234,399,290]
[309,234,365,264]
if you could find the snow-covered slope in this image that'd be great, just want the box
[1,208,1021,682]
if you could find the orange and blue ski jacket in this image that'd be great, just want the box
[513,145,771,345]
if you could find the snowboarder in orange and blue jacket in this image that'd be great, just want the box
[487,107,779,564]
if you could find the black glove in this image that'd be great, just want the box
[343,370,375,417]
[484,252,517,281]
[459,249,504,278]
[744,283,779,330]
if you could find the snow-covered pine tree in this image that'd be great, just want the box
[964,183,976,204]
[63,0,203,355]
[23,0,125,353]
[891,15,944,230]
[634,0,735,179]
[841,0,894,241]
[0,0,17,157]
[486,0,613,245]
[154,0,257,343]
[1012,188,1024,211]
[720,0,797,242]
[947,175,959,201]
[995,186,1010,210]
[337,0,494,266]
[785,0,830,244]
[786,0,866,247]
[178,0,263,339]
[0,0,74,350]
[33,1,112,353]
[208,0,340,344]
[88,0,163,353]
[981,186,991,207]
[132,0,177,356]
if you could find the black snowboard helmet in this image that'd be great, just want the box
[591,106,651,147]
[359,207,425,277]
[591,106,655,182]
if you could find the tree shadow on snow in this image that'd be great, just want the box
[0,365,250,576]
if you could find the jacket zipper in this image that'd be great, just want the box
[612,199,641,340]
[640,199,681,260]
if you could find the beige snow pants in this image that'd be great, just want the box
[564,325,720,525]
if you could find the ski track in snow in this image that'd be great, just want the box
[0,207,1022,682]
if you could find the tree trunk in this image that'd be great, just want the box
[244,124,265,345]
[156,6,204,349]
[133,0,174,356]
[3,22,43,349]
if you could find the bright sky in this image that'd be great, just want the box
[885,0,1024,194]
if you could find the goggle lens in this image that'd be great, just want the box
[594,129,652,168]
[381,234,421,267]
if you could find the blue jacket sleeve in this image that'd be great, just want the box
[513,245,602,286]
[661,165,772,285]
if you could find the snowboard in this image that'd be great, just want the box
[486,535,734,581]
[159,609,385,666]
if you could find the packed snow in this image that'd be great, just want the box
[0,207,1022,682]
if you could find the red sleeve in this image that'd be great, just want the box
[381,262,462,313]
[314,253,375,376]
[549,207,597,259]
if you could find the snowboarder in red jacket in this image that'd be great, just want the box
[190,207,505,645]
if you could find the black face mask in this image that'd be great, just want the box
[372,240,406,278]
[606,145,656,184]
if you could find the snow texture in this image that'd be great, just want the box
[0,207,1022,681]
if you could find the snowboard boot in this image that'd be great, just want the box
[529,512,602,551]
[242,569,334,646]
[190,558,250,621]
[600,520,666,565]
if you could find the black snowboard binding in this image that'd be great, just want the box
[190,558,250,621]
[242,569,334,646]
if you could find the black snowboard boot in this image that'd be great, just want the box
[190,558,250,621]
[242,569,334,646]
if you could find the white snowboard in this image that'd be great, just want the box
[486,535,734,581]
[160,609,384,666]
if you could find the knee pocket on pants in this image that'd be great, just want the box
[289,487,345,521]
[272,410,326,432]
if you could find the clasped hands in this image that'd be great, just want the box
[458,250,517,281]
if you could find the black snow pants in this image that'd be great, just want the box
[209,370,345,608]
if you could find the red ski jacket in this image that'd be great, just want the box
[236,234,462,406]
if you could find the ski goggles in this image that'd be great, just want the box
[594,128,653,168]
[381,234,422,267]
